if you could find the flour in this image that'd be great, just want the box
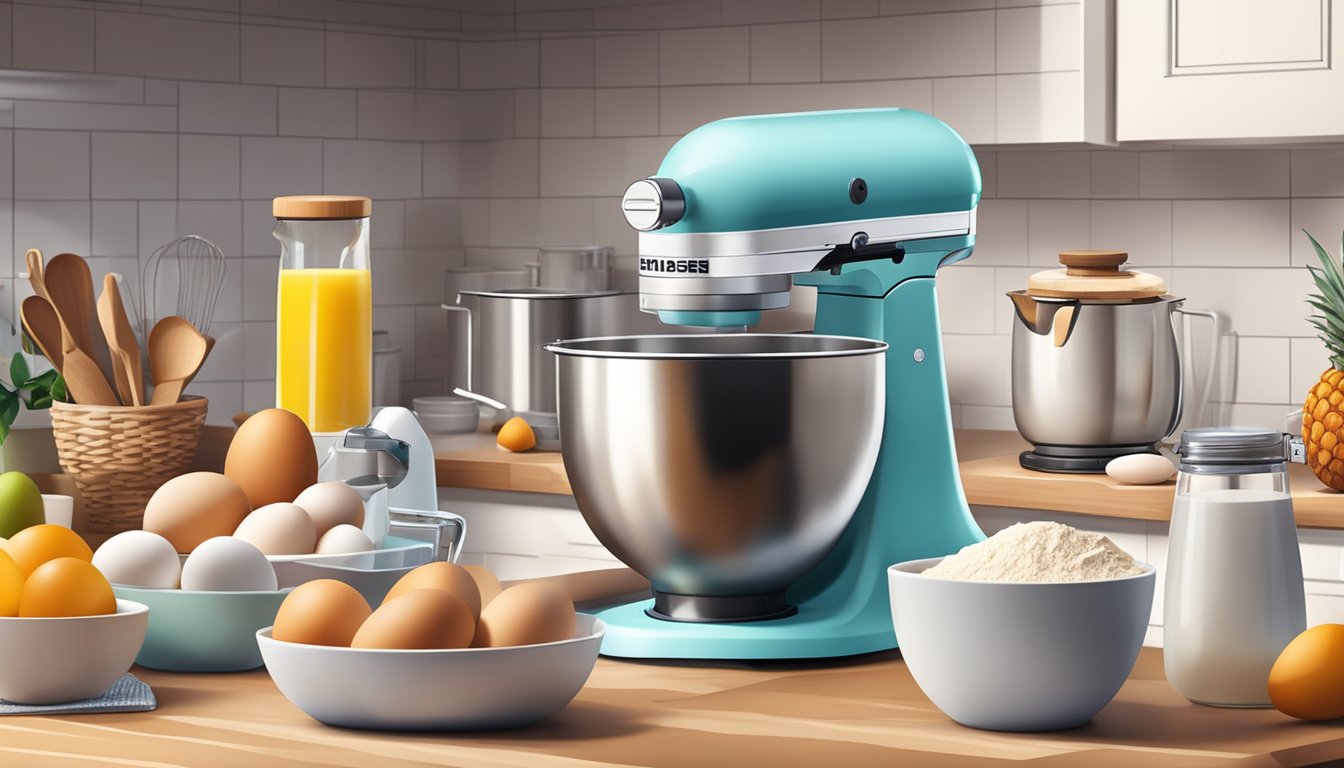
[922,521,1143,583]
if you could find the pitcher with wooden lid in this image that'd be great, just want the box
[273,195,373,434]
[1006,250,1223,473]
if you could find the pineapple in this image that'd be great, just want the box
[1304,230,1344,489]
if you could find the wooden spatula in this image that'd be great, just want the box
[22,296,118,406]
[25,249,47,300]
[98,274,144,407]
[45,254,117,393]
[20,295,63,371]
[148,317,209,406]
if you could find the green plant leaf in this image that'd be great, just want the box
[8,354,28,389]
[50,376,68,403]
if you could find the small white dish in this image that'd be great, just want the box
[258,614,605,730]
[41,494,73,528]
[0,600,148,704]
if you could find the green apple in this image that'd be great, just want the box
[0,472,45,538]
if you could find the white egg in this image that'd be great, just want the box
[315,524,374,555]
[233,502,317,556]
[180,536,278,591]
[92,530,181,588]
[293,481,365,538]
[1106,453,1176,485]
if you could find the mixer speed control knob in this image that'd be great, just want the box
[622,177,686,231]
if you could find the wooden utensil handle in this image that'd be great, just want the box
[1060,249,1128,276]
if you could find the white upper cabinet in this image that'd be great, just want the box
[1118,0,1344,141]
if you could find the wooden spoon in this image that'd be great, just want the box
[148,317,209,406]
[25,249,47,300]
[97,274,144,407]
[46,254,119,388]
[22,296,118,406]
[20,296,63,371]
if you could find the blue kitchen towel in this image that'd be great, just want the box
[0,674,156,715]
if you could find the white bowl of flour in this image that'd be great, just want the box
[888,522,1155,732]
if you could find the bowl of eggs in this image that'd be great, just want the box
[0,525,148,704]
[258,562,605,730]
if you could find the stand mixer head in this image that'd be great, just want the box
[554,108,985,659]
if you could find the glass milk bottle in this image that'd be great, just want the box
[1164,427,1306,707]
[273,195,373,433]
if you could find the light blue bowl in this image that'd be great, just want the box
[112,586,292,672]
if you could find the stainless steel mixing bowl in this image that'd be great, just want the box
[547,333,887,622]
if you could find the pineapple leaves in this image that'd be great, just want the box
[1304,229,1344,370]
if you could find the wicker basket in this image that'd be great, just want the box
[50,396,208,533]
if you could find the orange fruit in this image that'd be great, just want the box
[496,417,536,452]
[5,524,93,578]
[19,557,115,617]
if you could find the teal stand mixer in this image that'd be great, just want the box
[556,109,985,659]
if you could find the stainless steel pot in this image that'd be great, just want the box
[1008,292,1220,471]
[548,333,887,623]
[444,288,625,415]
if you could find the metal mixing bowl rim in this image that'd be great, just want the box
[458,288,622,300]
[545,333,889,359]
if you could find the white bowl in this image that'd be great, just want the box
[888,558,1155,732]
[0,600,148,704]
[258,614,605,730]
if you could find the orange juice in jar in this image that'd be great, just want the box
[272,195,373,433]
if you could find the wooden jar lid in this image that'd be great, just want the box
[272,195,372,220]
[1026,250,1167,300]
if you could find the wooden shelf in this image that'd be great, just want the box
[436,430,1344,529]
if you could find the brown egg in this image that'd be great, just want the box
[1269,624,1344,720]
[143,472,252,553]
[273,579,372,647]
[384,562,482,620]
[224,408,318,509]
[463,565,502,608]
[474,581,576,648]
[351,589,475,650]
[233,502,317,556]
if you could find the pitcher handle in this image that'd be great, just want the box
[441,302,472,391]
[1174,308,1226,436]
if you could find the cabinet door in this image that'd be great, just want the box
[1118,0,1344,141]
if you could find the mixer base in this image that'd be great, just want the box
[647,590,797,623]
[1020,443,1160,474]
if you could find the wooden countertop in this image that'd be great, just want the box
[435,430,1344,529]
[8,646,1343,766]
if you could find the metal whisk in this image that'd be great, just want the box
[140,235,227,337]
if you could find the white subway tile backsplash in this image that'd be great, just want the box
[16,201,91,260]
[540,89,596,137]
[959,404,1017,431]
[751,23,822,84]
[323,140,422,200]
[659,27,751,86]
[372,200,404,250]
[995,150,1089,198]
[725,0,821,24]
[541,37,595,88]
[194,322,245,383]
[241,137,323,199]
[943,333,1012,406]
[971,199,1028,265]
[993,267,1033,333]
[459,139,539,198]
[1172,200,1290,268]
[242,202,277,257]
[13,4,95,73]
[325,31,417,89]
[15,131,89,200]
[882,0,994,13]
[91,201,138,258]
[404,199,463,248]
[179,135,241,200]
[1235,337,1290,404]
[595,89,658,137]
[595,32,659,87]
[461,38,540,90]
[1027,200,1089,266]
[995,4,1080,74]
[457,90,515,141]
[1290,198,1344,267]
[242,322,277,383]
[423,143,461,198]
[1089,200,1171,267]
[995,71,1081,144]
[96,10,240,82]
[1170,267,1312,337]
[242,24,324,87]
[180,83,278,135]
[514,89,541,138]
[1090,151,1139,198]
[176,200,243,262]
[1292,337,1329,402]
[933,76,995,145]
[93,133,178,200]
[242,258,278,320]
[138,202,179,260]
[936,265,996,334]
[541,138,626,197]
[658,79,932,135]
[1291,149,1344,197]
[12,102,176,132]
[357,91,417,141]
[821,11,994,81]
[1140,150,1291,199]
[145,80,179,107]
[278,88,357,138]
[421,40,460,90]
[824,0,880,18]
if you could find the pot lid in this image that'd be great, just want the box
[1026,250,1166,300]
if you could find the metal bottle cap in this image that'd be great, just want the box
[1174,427,1295,473]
